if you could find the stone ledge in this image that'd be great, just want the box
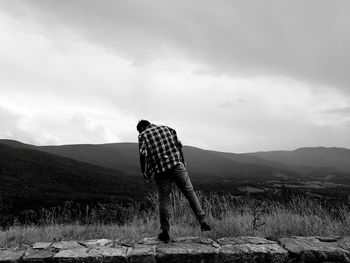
[1,236,350,263]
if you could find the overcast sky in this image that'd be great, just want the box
[1,0,350,152]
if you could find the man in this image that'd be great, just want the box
[137,120,211,243]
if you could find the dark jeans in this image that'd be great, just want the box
[154,162,205,232]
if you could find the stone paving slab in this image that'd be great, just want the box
[218,236,277,246]
[23,248,55,262]
[50,241,83,251]
[156,243,217,263]
[79,239,113,248]
[32,243,52,250]
[173,236,220,248]
[154,236,219,263]
[278,236,350,263]
[127,245,156,263]
[53,246,128,263]
[2,236,350,263]
[218,237,288,263]
[0,250,25,263]
[138,237,162,246]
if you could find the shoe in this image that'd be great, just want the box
[201,222,211,232]
[158,231,170,243]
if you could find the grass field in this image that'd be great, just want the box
[1,191,350,248]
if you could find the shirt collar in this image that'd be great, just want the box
[140,123,156,136]
[146,123,156,130]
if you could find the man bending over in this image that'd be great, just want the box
[137,120,211,243]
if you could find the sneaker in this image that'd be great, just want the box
[158,231,170,243]
[201,222,211,232]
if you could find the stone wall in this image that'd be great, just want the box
[1,236,350,263]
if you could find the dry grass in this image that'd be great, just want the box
[1,191,350,248]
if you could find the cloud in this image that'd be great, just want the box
[0,101,125,145]
[324,106,350,116]
[0,106,26,139]
[3,0,350,93]
[0,1,350,152]
[0,9,136,145]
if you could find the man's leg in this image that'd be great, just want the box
[154,172,172,233]
[172,163,206,223]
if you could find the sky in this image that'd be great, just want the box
[0,0,350,153]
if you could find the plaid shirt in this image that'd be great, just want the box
[138,124,183,176]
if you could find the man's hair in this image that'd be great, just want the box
[137,119,151,133]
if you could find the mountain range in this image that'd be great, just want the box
[1,139,350,215]
[247,147,350,172]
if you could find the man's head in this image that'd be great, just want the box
[137,119,151,133]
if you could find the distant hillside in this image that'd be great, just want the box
[1,139,350,217]
[0,140,302,219]
[42,143,140,175]
[36,143,350,180]
[0,140,140,175]
[247,147,350,172]
[0,140,304,181]
[0,142,155,214]
[1,139,348,181]
[179,146,301,180]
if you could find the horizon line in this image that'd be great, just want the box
[0,138,349,154]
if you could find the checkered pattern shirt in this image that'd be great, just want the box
[138,124,183,176]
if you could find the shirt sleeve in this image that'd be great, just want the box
[169,127,182,149]
[138,134,148,156]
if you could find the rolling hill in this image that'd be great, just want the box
[246,147,350,172]
[1,139,349,181]
[0,139,305,181]
[0,142,155,214]
[1,139,350,221]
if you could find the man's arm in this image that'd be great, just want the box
[138,134,149,181]
[139,154,146,174]
[178,146,186,167]
[169,127,186,167]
